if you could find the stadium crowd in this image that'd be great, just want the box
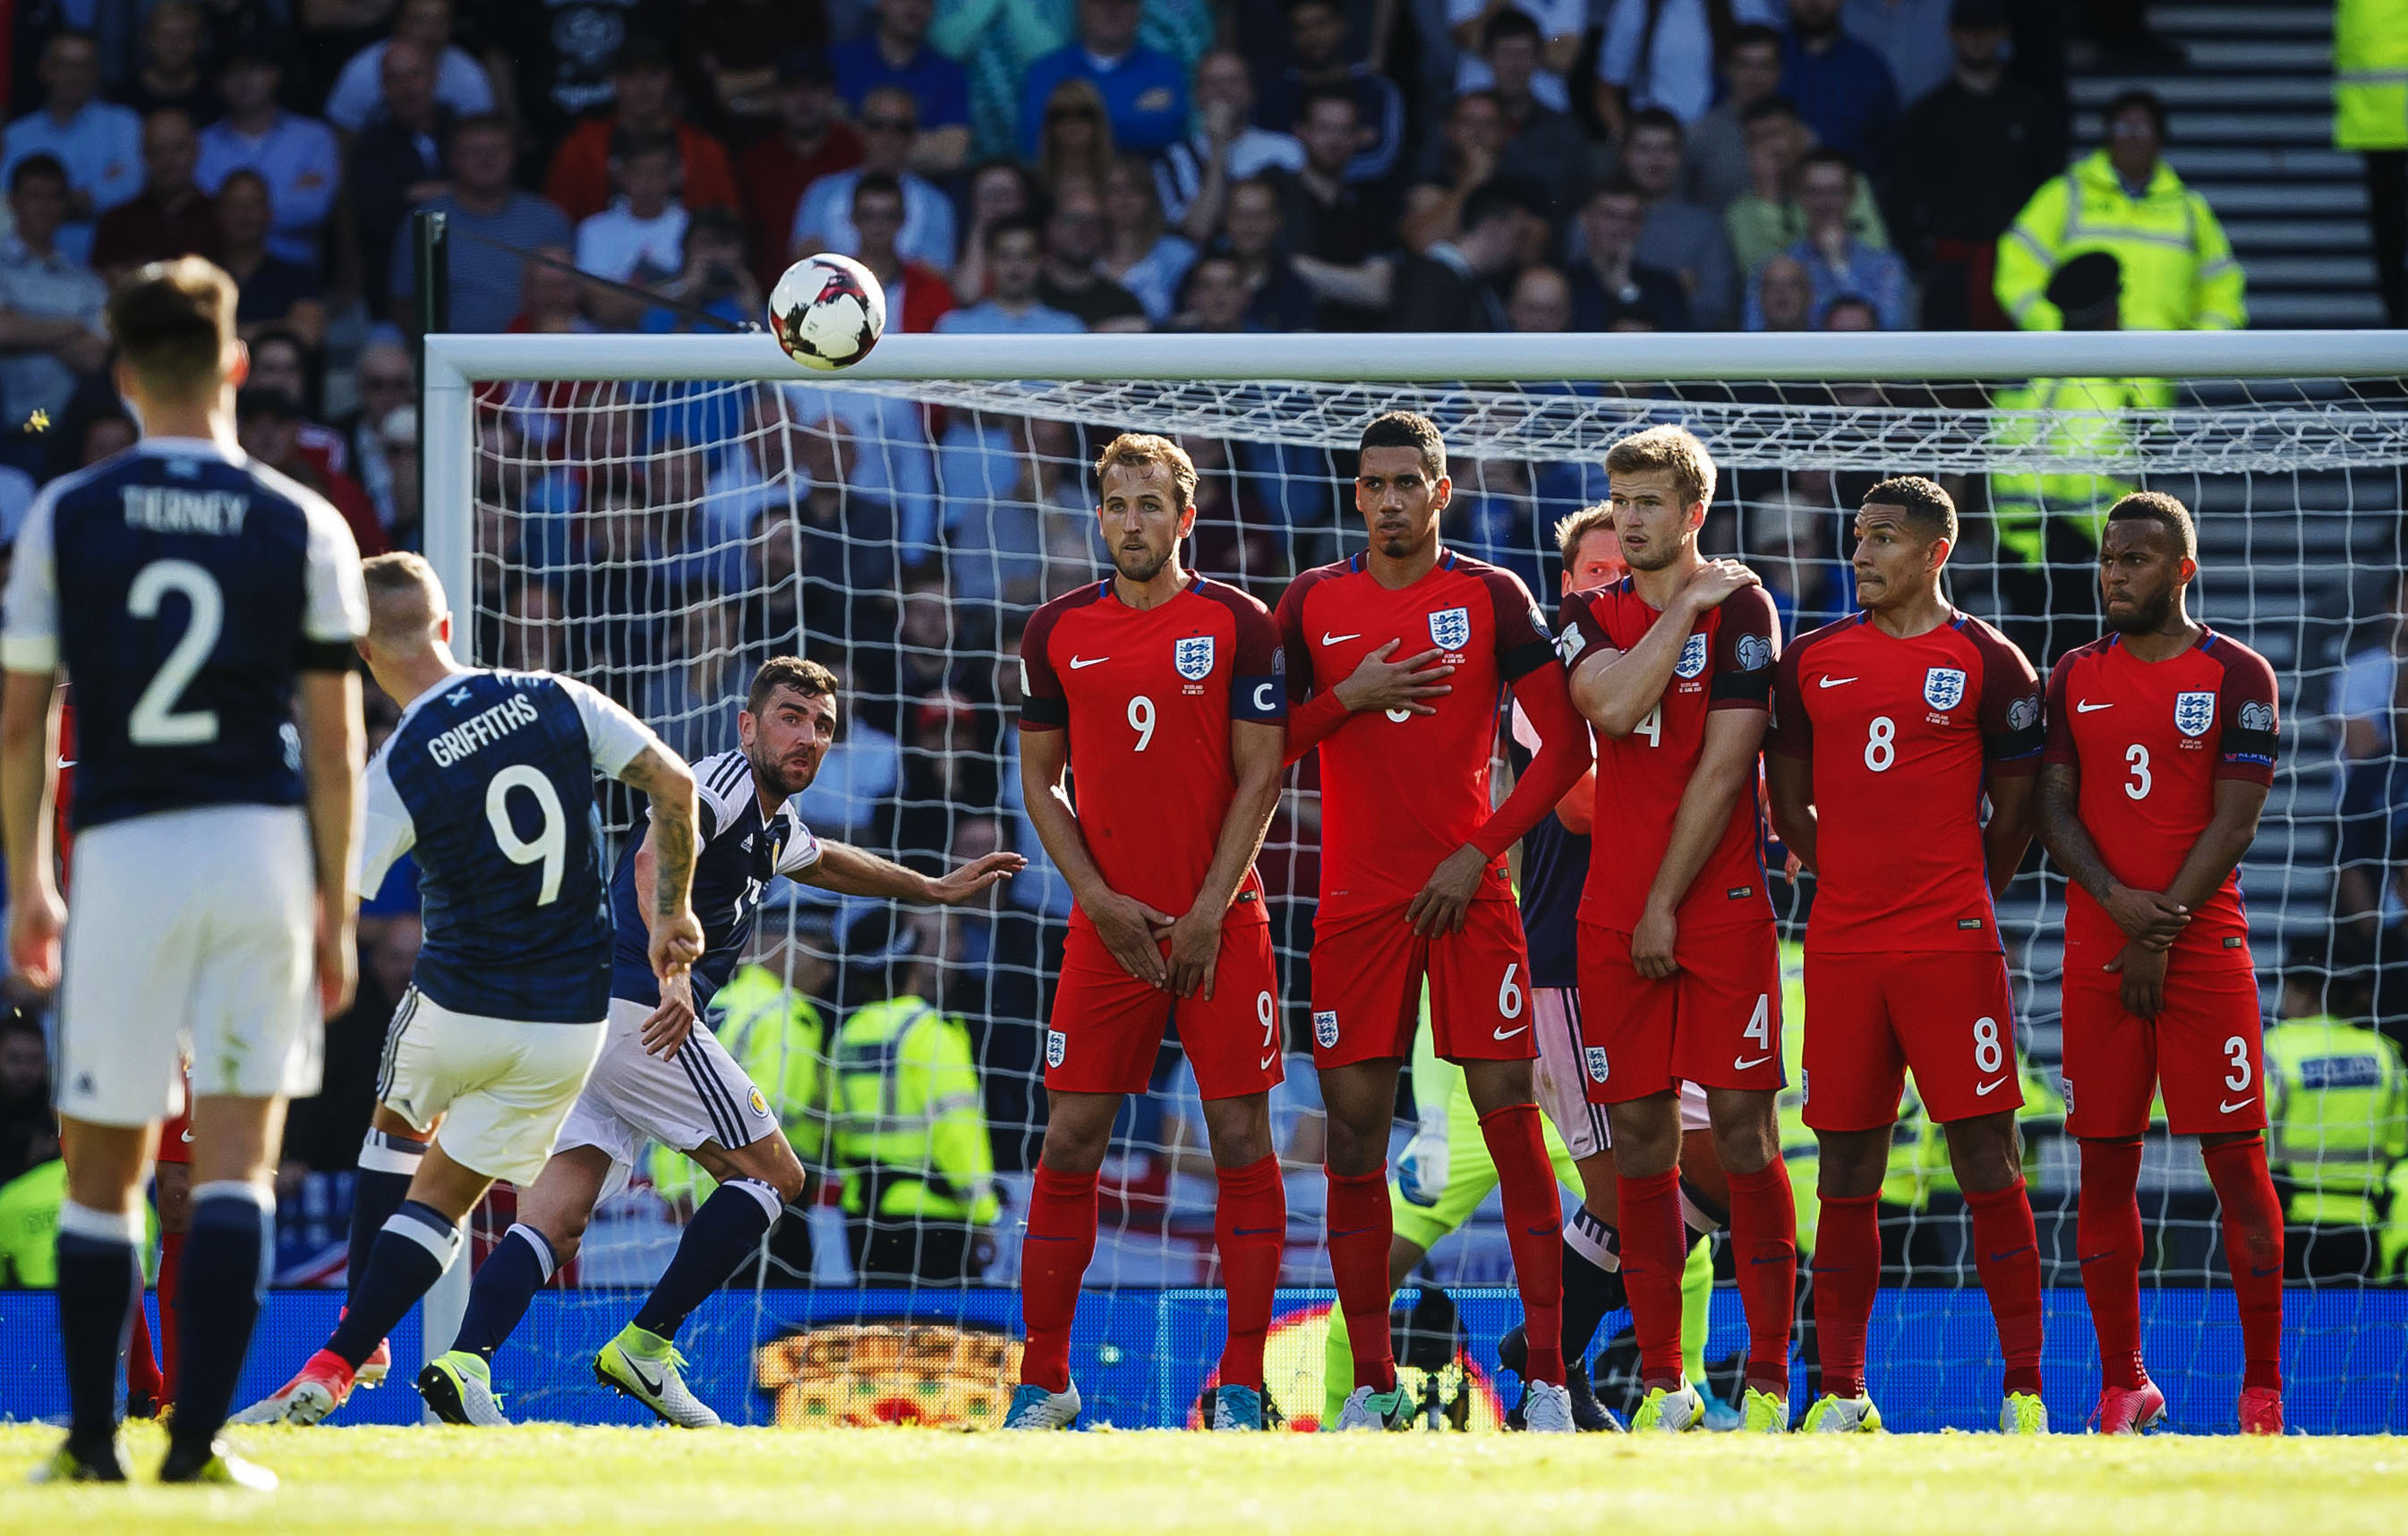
[0,0,2402,1308]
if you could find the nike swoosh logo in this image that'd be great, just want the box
[1027,1233,1076,1242]
[1734,1054,1772,1070]
[1260,1054,1279,1071]
[1748,1253,1790,1265]
[1493,1025,1529,1040]
[1986,1245,2036,1263]
[1321,632,1361,645]
[1332,1226,1373,1239]
[1233,1225,1282,1237]
[2250,1265,2281,1278]
[1975,1076,2010,1096]
[1525,1225,1559,1237]
[2220,1097,2255,1114]
[1817,676,1857,688]
[625,1361,664,1395]
[1069,655,1109,669]
[2078,1252,2119,1267]
[2077,701,2113,713]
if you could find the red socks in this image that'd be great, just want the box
[1615,1166,1687,1387]
[158,1228,184,1395]
[1017,1160,1098,1393]
[1812,1192,1881,1399]
[125,1286,165,1405]
[1726,1162,1798,1395]
[2201,1135,2285,1392]
[1965,1176,2045,1397]
[1213,1155,1285,1391]
[1326,1168,1396,1392]
[2078,1138,2148,1390]
[1479,1105,1565,1387]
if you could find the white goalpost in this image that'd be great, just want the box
[418,329,2408,1432]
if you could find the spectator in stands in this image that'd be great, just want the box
[390,115,574,334]
[1034,77,1116,198]
[1098,154,1195,326]
[1780,0,1900,175]
[235,385,386,555]
[642,209,765,332]
[1621,108,1738,329]
[1507,261,1573,333]
[952,161,1038,302]
[1570,178,1690,331]
[494,576,571,673]
[322,0,496,134]
[0,156,109,432]
[1401,89,1512,256]
[483,0,660,156]
[1818,294,1879,330]
[679,0,830,133]
[116,1,221,125]
[851,174,959,333]
[90,108,218,284]
[1776,149,1909,330]
[508,243,593,334]
[1160,49,1304,241]
[779,414,903,607]
[246,329,347,474]
[790,653,904,842]
[347,39,455,320]
[646,597,758,764]
[2337,573,2408,768]
[1017,0,1189,156]
[1886,0,2063,329]
[835,0,972,175]
[1216,176,1320,332]
[1996,89,2245,332]
[1478,10,1590,229]
[1255,0,1403,185]
[195,40,340,268]
[740,51,864,292]
[1035,182,1147,330]
[1268,89,1397,329]
[1724,96,1891,274]
[216,169,326,348]
[337,338,416,533]
[1394,179,1523,332]
[1449,0,1582,114]
[1169,249,1256,333]
[1748,252,1814,331]
[0,1016,51,1190]
[1593,0,1782,137]
[791,87,959,275]
[2,31,142,268]
[1845,0,1957,107]
[1746,488,1845,632]
[546,35,739,226]
[574,134,689,297]
[1685,23,1784,210]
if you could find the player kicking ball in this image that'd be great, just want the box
[1560,427,1798,1433]
[235,554,704,1425]
[422,658,1020,1428]
[1006,434,1288,1432]
[1765,477,2052,1435]
[2,258,367,1486]
[2037,492,2285,1436]
[1277,412,1591,1432]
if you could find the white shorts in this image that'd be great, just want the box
[376,988,606,1186]
[553,995,780,1181]
[1533,986,1709,1161]
[56,805,319,1126]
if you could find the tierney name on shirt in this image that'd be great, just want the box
[121,485,250,535]
[426,692,541,767]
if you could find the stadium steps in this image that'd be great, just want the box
[2070,0,2383,328]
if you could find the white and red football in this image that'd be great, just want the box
[768,252,887,371]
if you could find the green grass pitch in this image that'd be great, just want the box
[2,1423,2404,1535]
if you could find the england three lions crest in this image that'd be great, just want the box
[1174,635,1215,681]
[1428,606,1472,652]
[1674,632,1710,679]
[2173,690,2216,738]
[1923,667,1967,711]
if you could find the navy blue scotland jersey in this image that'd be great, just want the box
[609,747,822,1013]
[1508,697,1589,990]
[0,438,366,830]
[362,670,662,1023]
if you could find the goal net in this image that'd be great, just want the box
[415,330,2408,1433]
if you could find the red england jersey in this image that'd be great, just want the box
[1277,550,1560,917]
[2044,627,2277,955]
[1019,576,1285,921]
[1769,610,2044,954]
[1561,578,1780,934]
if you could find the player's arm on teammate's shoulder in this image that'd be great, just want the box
[1975,628,2045,899]
[1763,642,1818,872]
[1564,559,1759,738]
[0,493,64,986]
[2035,657,2187,949]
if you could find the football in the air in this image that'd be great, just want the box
[768,252,887,371]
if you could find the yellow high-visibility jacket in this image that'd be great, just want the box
[1996,150,2245,331]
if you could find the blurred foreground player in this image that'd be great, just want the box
[1008,435,1289,1431]
[1276,412,1591,1432]
[2037,491,2285,1435]
[2,257,366,1486]
[1766,476,2051,1435]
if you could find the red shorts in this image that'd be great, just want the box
[1046,908,1283,1101]
[1578,918,1784,1104]
[2061,936,2265,1139]
[1309,899,1536,1069]
[1803,950,2022,1131]
[156,1063,192,1165]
